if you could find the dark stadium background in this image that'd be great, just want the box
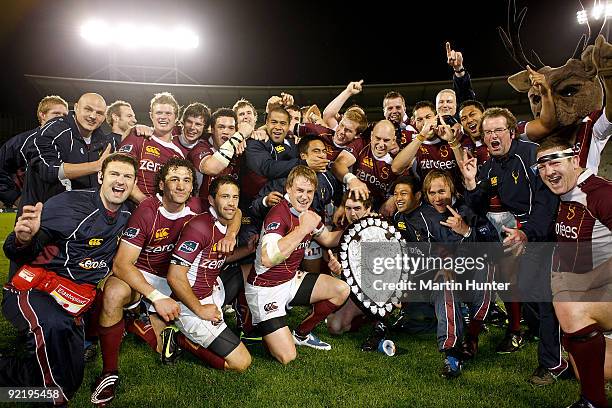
[0,0,591,142]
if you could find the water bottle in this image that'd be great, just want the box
[377,339,396,356]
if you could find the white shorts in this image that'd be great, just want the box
[175,276,228,349]
[141,270,172,312]
[245,271,308,325]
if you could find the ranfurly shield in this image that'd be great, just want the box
[338,215,408,317]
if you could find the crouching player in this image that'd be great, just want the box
[1,153,137,406]
[246,166,350,363]
[165,176,254,372]
[534,139,612,408]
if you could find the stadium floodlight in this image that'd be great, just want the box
[577,1,612,24]
[80,20,199,50]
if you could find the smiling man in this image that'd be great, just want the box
[188,108,253,199]
[119,92,185,203]
[91,157,202,406]
[21,92,116,210]
[535,138,612,408]
[332,120,401,212]
[1,153,137,406]
[246,165,349,363]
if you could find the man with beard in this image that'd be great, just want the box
[106,100,137,142]
[1,153,137,406]
[165,176,254,373]
[246,166,349,362]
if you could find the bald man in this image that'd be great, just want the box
[332,120,401,212]
[20,93,116,210]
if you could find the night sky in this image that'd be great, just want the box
[0,0,596,114]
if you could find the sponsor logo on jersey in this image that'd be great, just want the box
[79,258,108,270]
[139,159,163,173]
[178,240,198,253]
[361,156,374,168]
[419,146,429,154]
[263,302,278,313]
[199,258,226,270]
[123,227,140,239]
[119,144,133,153]
[145,145,161,157]
[555,221,578,240]
[274,145,285,153]
[490,176,498,187]
[154,227,170,241]
[397,221,406,230]
[144,243,176,253]
[241,216,251,225]
[88,238,103,247]
[265,222,280,231]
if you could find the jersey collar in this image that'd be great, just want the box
[208,205,228,233]
[561,169,593,202]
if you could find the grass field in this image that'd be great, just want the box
[0,212,605,408]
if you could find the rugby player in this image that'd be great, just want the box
[246,166,350,363]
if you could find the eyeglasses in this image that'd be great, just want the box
[483,128,509,137]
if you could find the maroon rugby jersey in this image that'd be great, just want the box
[187,136,241,199]
[119,130,185,197]
[248,197,322,287]
[553,169,612,273]
[121,195,201,277]
[415,134,472,179]
[170,207,228,299]
[345,138,399,206]
[294,123,354,161]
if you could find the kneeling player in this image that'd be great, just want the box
[166,176,253,372]
[246,166,350,364]
[535,139,612,408]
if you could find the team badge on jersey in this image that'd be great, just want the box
[265,222,280,231]
[397,221,406,230]
[274,145,285,153]
[178,240,198,253]
[123,227,140,239]
[119,144,133,153]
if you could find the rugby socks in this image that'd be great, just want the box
[505,302,521,333]
[467,319,483,340]
[125,319,157,351]
[295,300,339,338]
[562,324,606,408]
[176,333,225,370]
[84,291,103,340]
[99,319,124,374]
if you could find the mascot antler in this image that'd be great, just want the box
[497,0,544,69]
[571,0,606,59]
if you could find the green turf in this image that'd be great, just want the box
[0,211,598,407]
